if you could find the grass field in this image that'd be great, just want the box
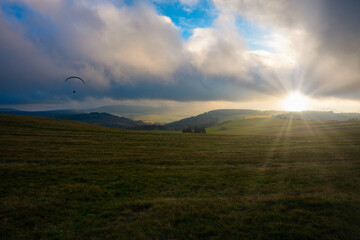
[1,114,360,239]
[207,118,360,136]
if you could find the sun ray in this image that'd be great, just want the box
[282,92,309,112]
[299,112,315,135]
[262,118,291,169]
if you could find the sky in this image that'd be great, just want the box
[0,0,360,114]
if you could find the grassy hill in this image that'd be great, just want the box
[207,118,360,136]
[164,109,360,131]
[87,105,187,123]
[0,109,145,128]
[165,109,278,130]
[1,115,360,239]
[274,111,360,121]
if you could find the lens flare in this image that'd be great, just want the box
[282,92,309,112]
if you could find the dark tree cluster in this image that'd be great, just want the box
[182,127,206,133]
[194,127,206,133]
[182,127,193,133]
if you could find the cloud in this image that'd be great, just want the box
[0,8,66,100]
[0,0,184,86]
[1,0,360,109]
[213,0,360,99]
[179,0,199,6]
[153,0,200,7]
[0,0,275,106]
[87,2,184,81]
[186,14,249,79]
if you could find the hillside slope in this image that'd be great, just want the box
[0,109,144,128]
[165,109,273,130]
[128,109,281,131]
[1,115,360,239]
[274,111,360,121]
[207,118,360,136]
[166,109,360,130]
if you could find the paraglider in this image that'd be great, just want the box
[65,76,85,93]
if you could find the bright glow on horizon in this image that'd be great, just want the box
[282,92,309,112]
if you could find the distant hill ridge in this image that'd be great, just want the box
[165,109,272,130]
[274,111,360,121]
[0,109,144,129]
[133,109,360,131]
[2,108,360,130]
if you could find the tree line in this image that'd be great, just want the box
[182,127,206,133]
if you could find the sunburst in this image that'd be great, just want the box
[282,92,309,112]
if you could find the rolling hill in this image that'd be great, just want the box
[0,108,145,128]
[87,105,188,123]
[132,109,281,131]
[3,108,360,132]
[274,111,360,121]
[1,114,360,239]
[164,109,360,131]
[207,118,360,136]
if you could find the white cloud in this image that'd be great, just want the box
[1,0,185,88]
[1,0,360,109]
[186,14,249,80]
[85,3,184,81]
[213,0,360,99]
[179,0,199,6]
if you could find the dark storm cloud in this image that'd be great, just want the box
[309,0,360,97]
[0,0,275,106]
[1,0,360,108]
[215,0,360,99]
[0,0,185,104]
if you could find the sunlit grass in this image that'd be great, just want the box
[207,118,360,136]
[1,115,360,239]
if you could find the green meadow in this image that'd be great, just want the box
[207,117,360,136]
[1,114,360,239]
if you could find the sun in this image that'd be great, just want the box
[282,92,309,112]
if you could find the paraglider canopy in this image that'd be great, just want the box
[65,76,85,84]
[65,76,85,94]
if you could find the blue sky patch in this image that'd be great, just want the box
[153,0,217,40]
[1,2,27,20]
[236,16,273,52]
